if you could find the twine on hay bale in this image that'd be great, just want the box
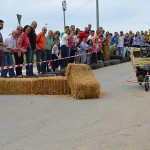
[0,77,70,95]
[66,63,100,99]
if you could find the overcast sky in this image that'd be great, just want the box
[1,0,150,37]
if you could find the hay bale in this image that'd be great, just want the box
[66,64,100,99]
[0,77,70,95]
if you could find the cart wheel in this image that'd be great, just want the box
[145,76,149,92]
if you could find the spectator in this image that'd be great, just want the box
[46,30,53,72]
[123,33,130,60]
[117,31,125,56]
[14,25,31,78]
[140,31,145,44]
[91,38,99,64]
[74,31,80,44]
[60,26,70,69]
[132,32,141,48]
[103,34,111,60]
[79,36,90,64]
[79,27,89,43]
[88,24,92,31]
[88,30,95,41]
[51,39,60,72]
[86,39,93,65]
[0,20,7,67]
[97,35,104,62]
[92,29,100,43]
[147,29,150,45]
[110,32,118,55]
[35,27,47,74]
[1,30,18,78]
[27,21,37,76]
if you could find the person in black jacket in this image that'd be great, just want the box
[26,21,37,76]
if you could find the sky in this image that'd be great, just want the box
[1,0,150,37]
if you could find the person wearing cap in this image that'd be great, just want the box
[117,31,125,56]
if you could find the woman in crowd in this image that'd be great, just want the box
[14,25,31,78]
[51,39,60,72]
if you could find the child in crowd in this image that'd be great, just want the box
[69,42,78,63]
[86,39,93,65]
[75,43,80,63]
[91,38,99,64]
[51,39,60,72]
[97,35,105,62]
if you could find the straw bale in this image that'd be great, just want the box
[66,64,100,99]
[0,77,70,95]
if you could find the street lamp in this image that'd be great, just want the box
[62,0,67,30]
[16,14,22,26]
[96,0,99,29]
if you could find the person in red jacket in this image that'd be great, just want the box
[79,27,89,43]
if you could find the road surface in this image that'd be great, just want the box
[0,62,149,150]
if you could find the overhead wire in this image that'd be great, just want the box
[48,0,93,27]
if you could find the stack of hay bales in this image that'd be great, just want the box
[0,64,100,100]
[0,77,70,95]
[66,64,100,99]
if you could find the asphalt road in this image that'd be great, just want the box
[0,62,149,150]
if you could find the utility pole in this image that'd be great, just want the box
[96,0,99,29]
[62,0,67,30]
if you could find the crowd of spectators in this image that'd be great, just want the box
[0,19,150,78]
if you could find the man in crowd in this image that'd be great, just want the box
[117,31,125,56]
[46,30,53,72]
[0,20,8,67]
[35,27,47,74]
[123,33,130,60]
[88,30,95,41]
[27,21,37,76]
[1,30,18,78]
[79,27,89,43]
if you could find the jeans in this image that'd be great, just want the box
[60,45,69,68]
[80,52,86,64]
[1,52,15,78]
[14,52,24,76]
[26,48,34,75]
[35,50,46,74]
[0,50,4,66]
[46,50,52,71]
[117,47,123,56]
[86,52,91,65]
[123,46,130,60]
